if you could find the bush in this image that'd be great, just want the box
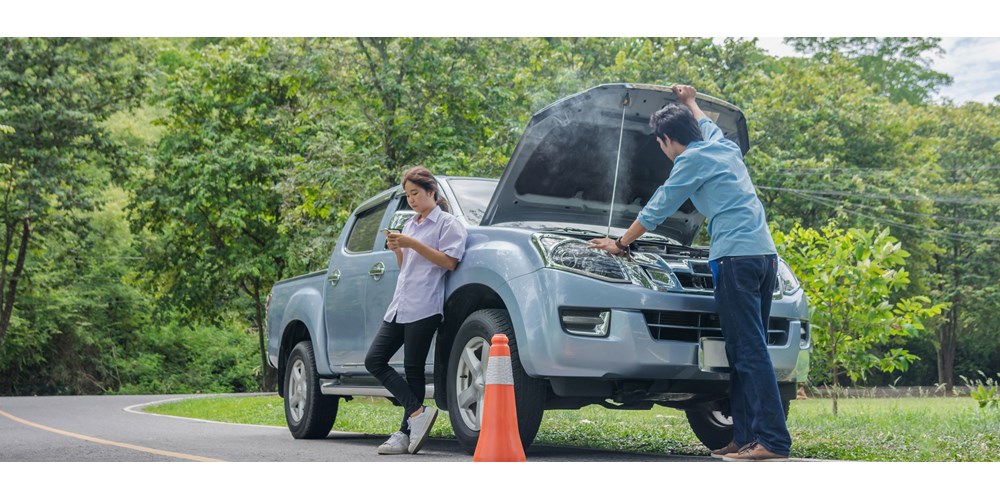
[114,317,259,394]
[961,371,1000,411]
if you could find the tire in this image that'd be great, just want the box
[446,309,547,455]
[685,398,791,450]
[284,341,339,439]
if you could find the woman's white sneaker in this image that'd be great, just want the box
[377,431,410,455]
[406,406,438,454]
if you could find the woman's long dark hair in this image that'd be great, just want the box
[402,166,450,213]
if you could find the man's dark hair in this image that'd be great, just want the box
[649,104,703,145]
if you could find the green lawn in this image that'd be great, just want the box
[144,395,1000,461]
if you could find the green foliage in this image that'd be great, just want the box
[960,372,1000,410]
[0,187,151,394]
[2,37,999,396]
[0,37,151,353]
[774,221,944,399]
[115,316,259,394]
[785,37,953,105]
[911,103,1000,389]
[130,38,310,388]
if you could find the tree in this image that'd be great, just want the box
[277,38,540,270]
[130,38,309,391]
[913,102,1000,392]
[746,57,937,282]
[774,222,944,414]
[784,37,953,105]
[0,38,148,352]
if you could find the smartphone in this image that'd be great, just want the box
[381,228,400,236]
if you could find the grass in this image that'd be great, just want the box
[144,395,1000,461]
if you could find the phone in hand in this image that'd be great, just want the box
[381,228,400,236]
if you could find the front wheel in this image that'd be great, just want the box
[446,309,547,455]
[284,341,339,439]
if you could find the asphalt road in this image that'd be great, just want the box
[0,394,712,463]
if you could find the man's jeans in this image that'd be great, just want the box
[711,254,792,456]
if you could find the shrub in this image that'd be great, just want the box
[115,317,259,394]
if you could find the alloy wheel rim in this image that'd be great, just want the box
[711,410,733,427]
[288,358,307,422]
[455,336,489,431]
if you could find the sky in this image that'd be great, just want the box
[754,37,1000,105]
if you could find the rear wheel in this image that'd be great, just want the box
[685,398,791,450]
[284,341,339,439]
[446,309,547,454]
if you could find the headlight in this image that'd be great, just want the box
[776,259,801,295]
[532,234,629,282]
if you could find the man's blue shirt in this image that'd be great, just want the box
[637,117,776,261]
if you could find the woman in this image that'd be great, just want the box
[364,166,468,455]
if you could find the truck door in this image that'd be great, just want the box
[325,197,391,370]
[364,197,439,372]
[363,197,412,367]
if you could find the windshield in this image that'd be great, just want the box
[449,178,498,225]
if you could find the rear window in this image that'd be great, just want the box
[450,178,497,225]
[345,200,389,253]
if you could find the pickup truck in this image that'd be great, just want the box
[265,83,810,454]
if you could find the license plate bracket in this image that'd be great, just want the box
[699,337,730,373]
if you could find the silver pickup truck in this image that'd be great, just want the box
[266,83,810,454]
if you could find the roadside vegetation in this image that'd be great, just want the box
[145,394,1000,461]
[2,37,998,397]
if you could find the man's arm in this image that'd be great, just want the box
[673,85,706,120]
[674,84,725,143]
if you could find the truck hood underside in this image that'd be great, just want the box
[481,83,750,245]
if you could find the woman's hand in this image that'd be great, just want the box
[386,233,413,251]
[388,232,458,271]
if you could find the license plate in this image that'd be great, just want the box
[699,338,730,373]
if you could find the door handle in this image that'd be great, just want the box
[369,262,386,281]
[328,269,341,284]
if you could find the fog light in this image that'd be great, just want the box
[560,308,611,337]
[646,269,680,290]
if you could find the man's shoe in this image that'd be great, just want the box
[377,431,410,455]
[406,406,438,454]
[722,442,789,462]
[710,441,741,459]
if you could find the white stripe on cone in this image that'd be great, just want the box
[485,355,513,385]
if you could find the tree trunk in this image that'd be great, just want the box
[936,316,957,394]
[251,279,277,392]
[830,322,839,416]
[942,306,958,395]
[0,217,30,350]
[936,240,962,396]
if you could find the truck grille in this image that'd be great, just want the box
[643,310,790,346]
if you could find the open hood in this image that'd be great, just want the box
[480,83,750,245]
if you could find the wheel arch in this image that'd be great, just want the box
[277,320,311,398]
[433,284,508,409]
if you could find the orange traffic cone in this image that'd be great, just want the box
[473,333,526,462]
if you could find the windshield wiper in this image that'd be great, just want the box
[553,227,607,238]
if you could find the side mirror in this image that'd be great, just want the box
[388,210,416,232]
[383,210,417,250]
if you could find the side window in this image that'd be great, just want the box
[345,200,389,253]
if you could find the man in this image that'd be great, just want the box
[590,85,791,461]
